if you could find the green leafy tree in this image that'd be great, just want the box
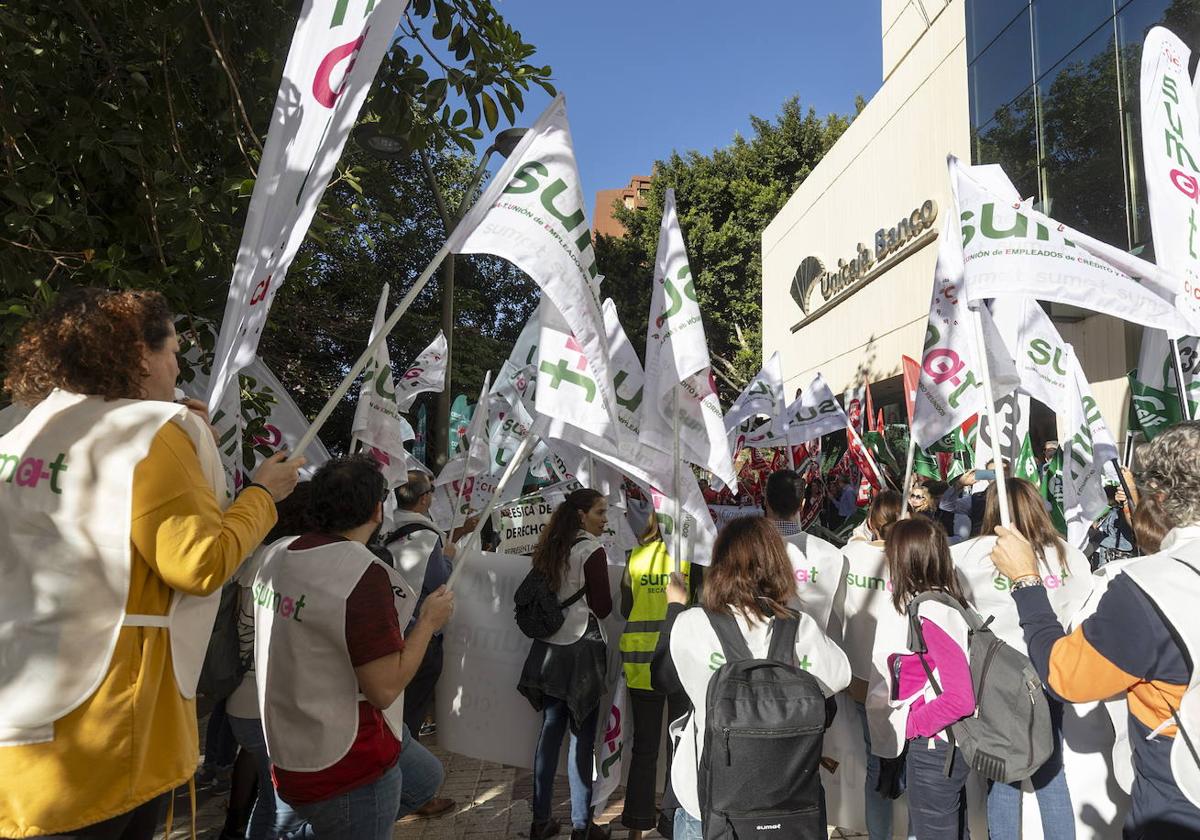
[596,97,853,400]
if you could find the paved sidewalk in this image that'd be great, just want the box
[161,731,866,839]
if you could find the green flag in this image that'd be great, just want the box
[1014,433,1038,482]
[914,447,941,481]
[1040,448,1067,535]
[448,394,471,457]
[1128,370,1197,440]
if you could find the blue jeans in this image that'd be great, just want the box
[906,736,969,840]
[228,715,307,840]
[674,808,704,840]
[288,724,444,840]
[855,700,897,840]
[533,697,599,829]
[987,697,1075,840]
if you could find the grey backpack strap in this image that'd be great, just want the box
[706,609,755,663]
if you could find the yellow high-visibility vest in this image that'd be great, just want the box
[620,540,688,690]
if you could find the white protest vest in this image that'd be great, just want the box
[254,537,417,771]
[385,509,444,594]
[784,531,846,634]
[1122,536,1200,809]
[865,599,970,759]
[0,389,211,745]
[544,531,606,646]
[952,536,1092,655]
[841,540,907,682]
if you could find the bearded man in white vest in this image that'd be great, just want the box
[254,455,454,840]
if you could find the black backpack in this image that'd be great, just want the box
[513,538,591,640]
[697,610,827,840]
[907,591,1053,783]
[196,580,251,701]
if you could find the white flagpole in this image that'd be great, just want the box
[672,388,683,573]
[901,436,917,518]
[967,304,1011,527]
[446,431,540,592]
[291,242,451,461]
[786,442,796,470]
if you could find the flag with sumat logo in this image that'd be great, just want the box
[952,156,1193,336]
[393,331,448,413]
[446,95,620,440]
[1014,432,1039,482]
[911,159,1020,449]
[1136,27,1200,430]
[487,362,536,476]
[784,373,851,445]
[352,284,415,486]
[1063,358,1120,549]
[724,351,787,453]
[641,189,737,490]
[206,0,413,413]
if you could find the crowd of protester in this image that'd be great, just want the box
[4,289,1200,840]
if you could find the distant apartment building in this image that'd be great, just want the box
[592,175,653,238]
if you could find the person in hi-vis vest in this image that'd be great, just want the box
[993,422,1200,837]
[0,289,302,840]
[618,515,691,838]
[253,455,454,840]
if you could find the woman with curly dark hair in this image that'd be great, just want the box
[518,488,614,840]
[0,288,302,840]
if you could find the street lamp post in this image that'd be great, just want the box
[355,126,527,469]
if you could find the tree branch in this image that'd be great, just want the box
[195,0,263,151]
[160,32,191,171]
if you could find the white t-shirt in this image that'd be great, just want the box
[668,606,851,819]
[952,535,1092,655]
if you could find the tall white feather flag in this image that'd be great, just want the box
[640,189,737,490]
[724,351,786,452]
[352,284,415,486]
[206,0,413,412]
[394,331,449,413]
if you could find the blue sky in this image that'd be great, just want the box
[485,1,885,206]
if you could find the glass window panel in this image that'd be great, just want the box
[970,8,1037,128]
[1033,0,1116,80]
[967,0,1030,62]
[973,92,1041,203]
[1116,0,1199,250]
[1039,22,1129,248]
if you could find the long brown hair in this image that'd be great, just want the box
[981,478,1066,573]
[1133,495,1171,555]
[886,516,967,612]
[532,488,604,591]
[868,490,903,540]
[702,517,795,622]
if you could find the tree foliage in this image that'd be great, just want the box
[595,97,854,401]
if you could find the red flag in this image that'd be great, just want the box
[902,355,921,424]
[856,471,872,507]
[865,380,876,432]
[847,425,884,490]
[875,409,885,433]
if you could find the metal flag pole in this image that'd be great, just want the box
[445,430,541,592]
[1169,338,1193,421]
[968,304,1011,527]
[291,242,452,461]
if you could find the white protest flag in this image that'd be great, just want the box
[1136,27,1200,429]
[241,359,333,478]
[999,297,1075,412]
[445,95,619,439]
[534,300,719,564]
[206,0,411,412]
[1063,356,1120,549]
[394,331,448,412]
[351,284,415,485]
[603,299,647,438]
[911,160,1021,449]
[434,373,492,488]
[784,373,850,445]
[487,362,536,484]
[640,190,737,489]
[953,155,1193,335]
[724,351,786,452]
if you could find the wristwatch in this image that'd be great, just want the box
[1010,575,1044,591]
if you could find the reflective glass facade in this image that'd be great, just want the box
[968,0,1200,255]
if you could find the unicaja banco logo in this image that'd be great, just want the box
[0,451,68,494]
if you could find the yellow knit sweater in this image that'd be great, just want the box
[0,421,277,836]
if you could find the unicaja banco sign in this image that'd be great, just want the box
[790,199,938,323]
